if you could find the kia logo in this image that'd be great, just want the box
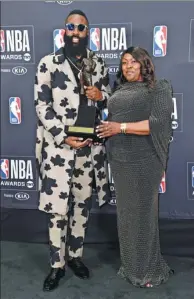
[108,66,119,75]
[12,66,27,75]
[15,192,30,200]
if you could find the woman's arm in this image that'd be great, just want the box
[96,120,150,138]
[123,120,150,135]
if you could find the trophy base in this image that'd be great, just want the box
[65,126,103,143]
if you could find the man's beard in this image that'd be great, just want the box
[64,35,88,57]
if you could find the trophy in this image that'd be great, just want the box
[80,51,96,95]
[65,52,101,141]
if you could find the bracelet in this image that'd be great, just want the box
[120,123,127,134]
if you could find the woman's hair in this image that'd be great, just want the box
[113,46,156,90]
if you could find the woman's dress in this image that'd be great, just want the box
[106,79,173,286]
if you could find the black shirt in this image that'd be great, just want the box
[64,48,88,106]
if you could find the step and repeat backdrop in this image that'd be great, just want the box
[1,1,194,219]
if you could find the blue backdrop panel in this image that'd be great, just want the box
[1,1,194,219]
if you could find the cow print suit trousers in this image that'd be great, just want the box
[48,147,94,268]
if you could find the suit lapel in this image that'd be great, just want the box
[63,59,77,86]
[53,47,77,86]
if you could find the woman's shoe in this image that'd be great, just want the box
[140,282,153,288]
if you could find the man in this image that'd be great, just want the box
[34,10,111,291]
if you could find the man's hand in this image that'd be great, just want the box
[85,86,102,101]
[65,137,92,149]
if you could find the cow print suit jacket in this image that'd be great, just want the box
[34,47,112,215]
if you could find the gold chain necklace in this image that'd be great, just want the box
[66,56,83,73]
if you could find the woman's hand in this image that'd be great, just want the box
[96,121,121,138]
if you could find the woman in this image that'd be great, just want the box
[96,47,173,287]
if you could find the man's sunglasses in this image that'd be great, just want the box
[65,23,88,32]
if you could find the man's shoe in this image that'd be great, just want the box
[67,257,89,279]
[43,267,65,291]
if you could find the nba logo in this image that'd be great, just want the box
[159,172,166,193]
[153,25,167,57]
[9,97,21,124]
[53,29,65,52]
[192,166,194,188]
[0,159,9,179]
[90,28,100,51]
[0,29,5,52]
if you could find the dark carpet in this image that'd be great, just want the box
[1,241,194,299]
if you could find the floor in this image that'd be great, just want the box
[1,241,194,299]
